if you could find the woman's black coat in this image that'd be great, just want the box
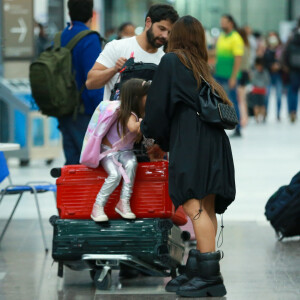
[141,53,236,214]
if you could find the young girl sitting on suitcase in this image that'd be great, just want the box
[91,78,151,222]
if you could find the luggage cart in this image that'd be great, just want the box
[50,216,190,290]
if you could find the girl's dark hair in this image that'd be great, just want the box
[238,28,249,47]
[145,4,179,24]
[222,14,238,31]
[167,15,232,106]
[68,0,93,23]
[118,78,151,138]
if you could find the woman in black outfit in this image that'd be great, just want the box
[141,16,236,298]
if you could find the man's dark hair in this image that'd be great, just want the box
[68,0,93,23]
[222,14,238,30]
[145,4,179,24]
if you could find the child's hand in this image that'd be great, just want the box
[127,115,141,133]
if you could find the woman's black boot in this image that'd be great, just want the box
[176,250,226,298]
[165,249,200,292]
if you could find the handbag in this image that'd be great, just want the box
[196,75,238,130]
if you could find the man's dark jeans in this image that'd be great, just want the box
[287,71,300,114]
[58,113,91,165]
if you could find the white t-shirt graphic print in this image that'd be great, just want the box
[96,36,165,100]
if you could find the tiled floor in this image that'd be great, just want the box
[0,220,299,300]
[1,92,300,299]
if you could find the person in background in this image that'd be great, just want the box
[263,31,283,121]
[34,22,50,58]
[237,27,251,127]
[105,27,118,42]
[282,18,300,123]
[249,57,270,123]
[215,14,244,137]
[58,0,104,165]
[117,22,136,39]
[244,25,257,67]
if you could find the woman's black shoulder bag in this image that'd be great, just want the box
[196,75,238,130]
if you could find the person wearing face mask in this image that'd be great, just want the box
[214,15,244,137]
[86,4,179,101]
[263,32,283,121]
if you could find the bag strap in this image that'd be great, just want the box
[65,30,102,51]
[54,32,62,48]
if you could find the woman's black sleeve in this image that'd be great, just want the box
[140,54,173,151]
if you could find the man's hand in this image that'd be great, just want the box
[114,57,127,72]
[228,77,237,89]
[147,144,166,161]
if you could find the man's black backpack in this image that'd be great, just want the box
[286,32,300,71]
[30,30,101,118]
[110,57,158,100]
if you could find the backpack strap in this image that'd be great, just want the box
[65,30,102,51]
[54,32,62,48]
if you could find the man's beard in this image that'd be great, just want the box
[146,25,166,48]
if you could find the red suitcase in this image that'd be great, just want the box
[54,161,187,226]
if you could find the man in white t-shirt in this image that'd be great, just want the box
[86,4,179,99]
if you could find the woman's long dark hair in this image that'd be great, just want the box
[167,15,232,106]
[239,27,249,47]
[118,78,151,138]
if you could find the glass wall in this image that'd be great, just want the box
[102,0,290,37]
[174,0,287,34]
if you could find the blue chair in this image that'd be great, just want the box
[0,151,56,252]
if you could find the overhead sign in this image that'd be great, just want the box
[3,0,34,58]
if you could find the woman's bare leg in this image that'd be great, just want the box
[182,195,217,253]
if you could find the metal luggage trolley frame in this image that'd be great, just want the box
[82,253,177,290]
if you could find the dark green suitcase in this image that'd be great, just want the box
[50,216,186,271]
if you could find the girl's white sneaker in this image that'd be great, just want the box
[91,203,109,222]
[115,199,136,219]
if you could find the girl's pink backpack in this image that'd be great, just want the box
[80,100,136,170]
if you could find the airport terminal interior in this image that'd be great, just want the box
[0,0,300,299]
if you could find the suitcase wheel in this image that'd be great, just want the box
[49,215,59,226]
[50,167,61,178]
[181,230,191,242]
[91,267,112,290]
